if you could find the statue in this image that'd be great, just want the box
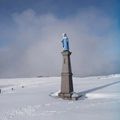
[50,33,81,100]
[61,33,69,51]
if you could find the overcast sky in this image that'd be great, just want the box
[0,0,120,78]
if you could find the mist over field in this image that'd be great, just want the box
[0,1,120,78]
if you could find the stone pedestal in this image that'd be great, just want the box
[58,50,74,99]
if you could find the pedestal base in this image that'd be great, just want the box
[50,91,85,100]
[58,92,83,100]
[58,92,72,100]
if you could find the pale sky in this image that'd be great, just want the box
[0,0,120,78]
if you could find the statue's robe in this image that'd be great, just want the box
[61,37,69,51]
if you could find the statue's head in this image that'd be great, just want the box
[62,33,67,38]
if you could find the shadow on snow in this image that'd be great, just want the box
[77,80,120,100]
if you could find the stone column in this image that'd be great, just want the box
[58,50,74,99]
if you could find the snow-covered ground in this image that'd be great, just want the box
[0,74,120,120]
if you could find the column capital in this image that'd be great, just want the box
[61,50,72,55]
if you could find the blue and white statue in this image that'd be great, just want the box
[61,33,69,51]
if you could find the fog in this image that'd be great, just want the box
[0,8,119,78]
